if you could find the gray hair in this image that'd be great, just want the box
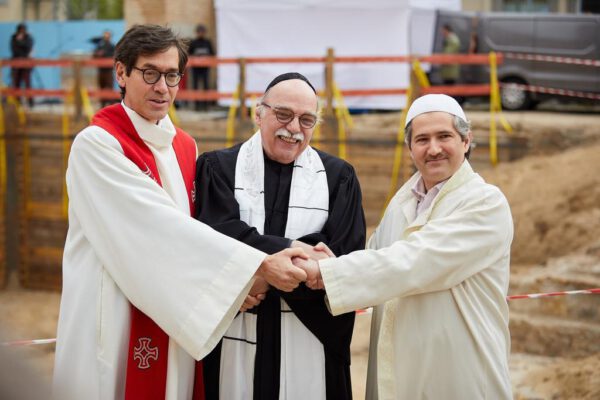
[405,114,472,159]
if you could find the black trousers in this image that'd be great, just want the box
[192,67,210,110]
[12,68,33,107]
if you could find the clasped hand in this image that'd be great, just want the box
[241,242,334,312]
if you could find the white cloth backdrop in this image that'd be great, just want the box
[215,0,460,109]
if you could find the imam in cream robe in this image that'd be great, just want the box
[53,104,266,400]
[320,161,513,399]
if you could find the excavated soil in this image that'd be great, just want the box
[1,108,600,399]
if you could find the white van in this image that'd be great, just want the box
[430,11,600,110]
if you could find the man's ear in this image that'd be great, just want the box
[464,131,473,154]
[254,105,262,127]
[115,61,127,87]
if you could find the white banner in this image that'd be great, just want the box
[215,0,460,109]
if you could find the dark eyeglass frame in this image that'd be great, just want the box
[132,66,183,87]
[261,102,318,129]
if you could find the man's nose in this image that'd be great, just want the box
[153,75,169,93]
[427,139,442,154]
[286,116,302,133]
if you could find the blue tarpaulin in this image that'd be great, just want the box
[1,20,124,93]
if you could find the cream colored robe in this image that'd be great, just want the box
[320,161,513,399]
[53,105,265,400]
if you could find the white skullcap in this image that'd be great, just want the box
[405,94,467,127]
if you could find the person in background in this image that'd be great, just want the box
[441,24,464,104]
[93,30,116,107]
[188,24,215,111]
[10,23,34,108]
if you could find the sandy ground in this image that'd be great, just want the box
[1,108,600,398]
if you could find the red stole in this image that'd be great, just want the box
[92,104,204,400]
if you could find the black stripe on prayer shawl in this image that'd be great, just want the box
[293,165,326,174]
[234,187,265,194]
[288,205,328,212]
[280,309,293,313]
[223,336,257,345]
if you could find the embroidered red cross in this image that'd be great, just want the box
[133,337,159,369]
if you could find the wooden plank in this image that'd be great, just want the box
[19,245,63,291]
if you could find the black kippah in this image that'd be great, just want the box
[264,72,316,94]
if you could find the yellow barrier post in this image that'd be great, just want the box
[332,82,354,130]
[6,96,26,126]
[383,85,411,214]
[489,52,499,166]
[412,59,431,89]
[168,103,180,127]
[382,60,425,214]
[332,82,352,160]
[333,105,346,160]
[226,85,241,148]
[80,87,94,123]
[61,90,75,218]
[312,91,325,149]
[488,52,513,166]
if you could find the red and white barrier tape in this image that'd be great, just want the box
[501,83,600,100]
[504,52,600,67]
[3,288,599,346]
[1,338,56,347]
[507,287,600,301]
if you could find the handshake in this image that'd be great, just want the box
[240,241,331,312]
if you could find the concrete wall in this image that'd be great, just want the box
[0,0,64,22]
[0,0,24,22]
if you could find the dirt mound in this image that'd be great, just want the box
[3,110,600,399]
[511,353,600,400]
[481,143,600,266]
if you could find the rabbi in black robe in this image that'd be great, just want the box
[195,72,365,400]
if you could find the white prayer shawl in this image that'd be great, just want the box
[53,104,265,400]
[220,131,329,399]
[320,161,513,399]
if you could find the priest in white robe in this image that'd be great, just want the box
[300,94,514,399]
[53,25,308,400]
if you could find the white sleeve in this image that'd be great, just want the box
[319,186,513,315]
[66,127,266,359]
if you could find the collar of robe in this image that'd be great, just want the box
[121,101,176,149]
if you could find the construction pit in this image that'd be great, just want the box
[0,106,599,399]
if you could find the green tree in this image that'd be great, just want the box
[66,0,123,20]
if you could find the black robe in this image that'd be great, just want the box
[196,143,366,400]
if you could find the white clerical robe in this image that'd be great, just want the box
[320,161,513,399]
[53,104,266,400]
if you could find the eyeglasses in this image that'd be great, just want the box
[132,66,183,87]
[261,103,318,129]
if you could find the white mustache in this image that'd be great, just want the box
[275,129,304,142]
